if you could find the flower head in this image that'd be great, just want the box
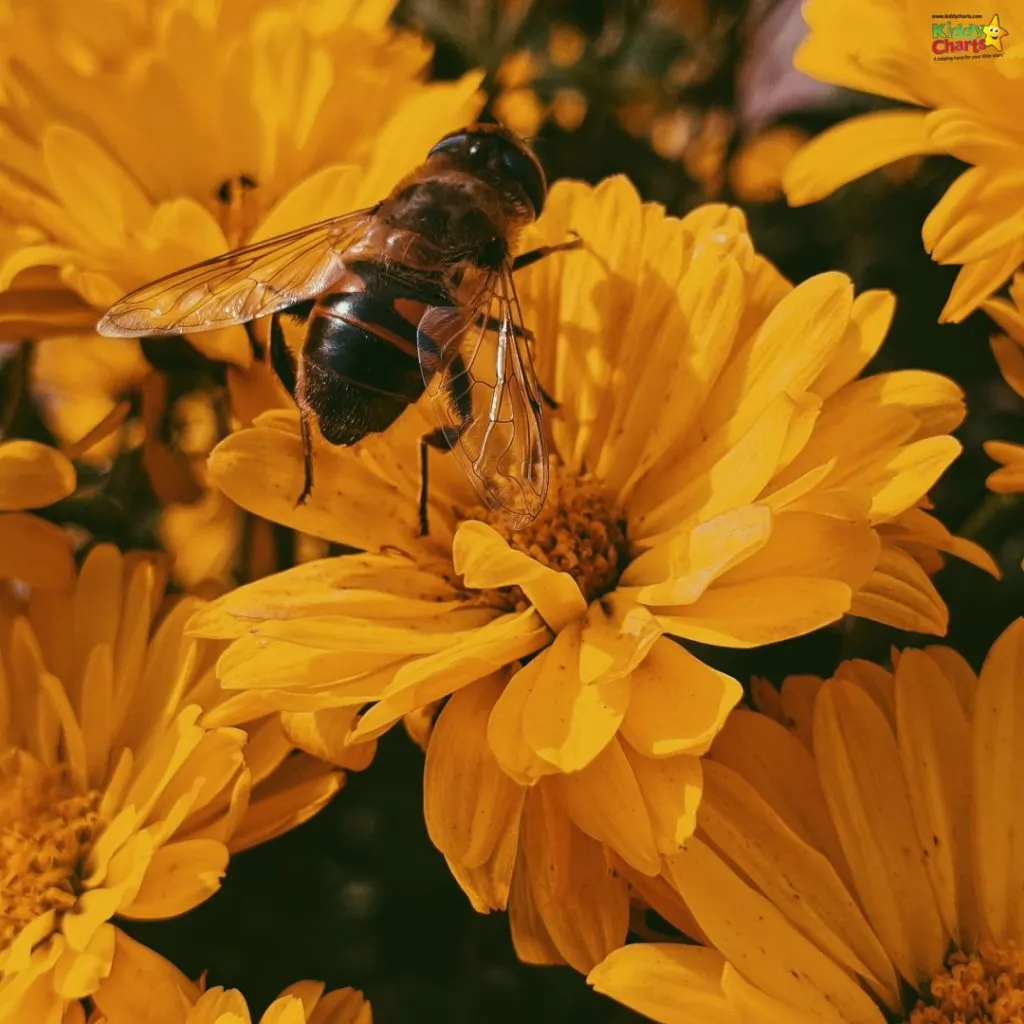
[782,0,1024,322]
[0,544,345,1022]
[589,617,1024,1024]
[189,175,978,967]
[0,0,482,360]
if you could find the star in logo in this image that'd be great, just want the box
[982,13,1009,50]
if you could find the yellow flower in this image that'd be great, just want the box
[189,176,977,968]
[590,617,1024,1024]
[0,544,346,1022]
[983,269,1024,493]
[0,439,76,589]
[0,0,482,362]
[88,930,371,1024]
[782,0,1024,322]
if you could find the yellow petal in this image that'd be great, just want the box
[940,240,1024,323]
[0,441,75,511]
[578,593,662,686]
[230,755,344,853]
[453,520,586,631]
[589,944,738,1024]
[518,786,629,973]
[554,737,660,874]
[280,706,377,770]
[849,544,948,635]
[118,839,228,919]
[625,505,773,606]
[508,857,567,967]
[813,681,947,984]
[424,675,525,908]
[810,290,895,400]
[208,420,435,550]
[52,923,115,999]
[721,964,838,1024]
[894,650,976,949]
[352,609,549,740]
[92,930,198,1024]
[665,838,886,1024]
[700,760,900,1009]
[521,622,631,773]
[711,710,850,883]
[0,513,75,589]
[991,332,1024,399]
[695,273,853,446]
[488,659,568,785]
[783,111,940,206]
[620,638,742,758]
[971,618,1024,944]
[658,577,853,648]
[623,745,703,854]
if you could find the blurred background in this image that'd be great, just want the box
[6,0,1023,1020]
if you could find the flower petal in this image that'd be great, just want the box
[0,441,75,511]
[554,737,660,874]
[424,675,525,910]
[848,544,948,635]
[813,681,947,985]
[665,838,886,1024]
[117,839,228,919]
[624,745,703,854]
[589,944,737,1024]
[519,622,632,774]
[783,111,939,206]
[517,786,629,973]
[700,760,900,1009]
[971,618,1024,944]
[620,638,742,758]
[894,650,976,950]
[0,513,75,590]
[453,520,586,631]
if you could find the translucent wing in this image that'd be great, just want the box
[96,208,376,337]
[417,265,549,530]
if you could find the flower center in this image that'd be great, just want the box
[0,751,103,952]
[469,469,630,605]
[907,940,1024,1024]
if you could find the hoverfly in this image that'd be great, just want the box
[97,124,581,533]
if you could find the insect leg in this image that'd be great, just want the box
[269,313,298,397]
[418,351,472,536]
[297,411,315,506]
[511,231,582,272]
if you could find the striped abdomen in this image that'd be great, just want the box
[298,263,447,446]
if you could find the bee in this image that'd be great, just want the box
[97,124,581,533]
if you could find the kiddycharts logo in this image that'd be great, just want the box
[931,12,1009,58]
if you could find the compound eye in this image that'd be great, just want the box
[428,132,470,159]
[499,145,546,215]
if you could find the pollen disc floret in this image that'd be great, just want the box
[0,753,102,952]
[468,468,629,605]
[908,942,1024,1024]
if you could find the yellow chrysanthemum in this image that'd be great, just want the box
[0,544,347,1022]
[183,176,987,965]
[0,0,482,362]
[782,0,1024,322]
[90,931,371,1024]
[982,269,1024,493]
[0,439,75,589]
[590,617,1024,1024]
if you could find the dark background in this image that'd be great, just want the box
[15,0,1024,1019]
